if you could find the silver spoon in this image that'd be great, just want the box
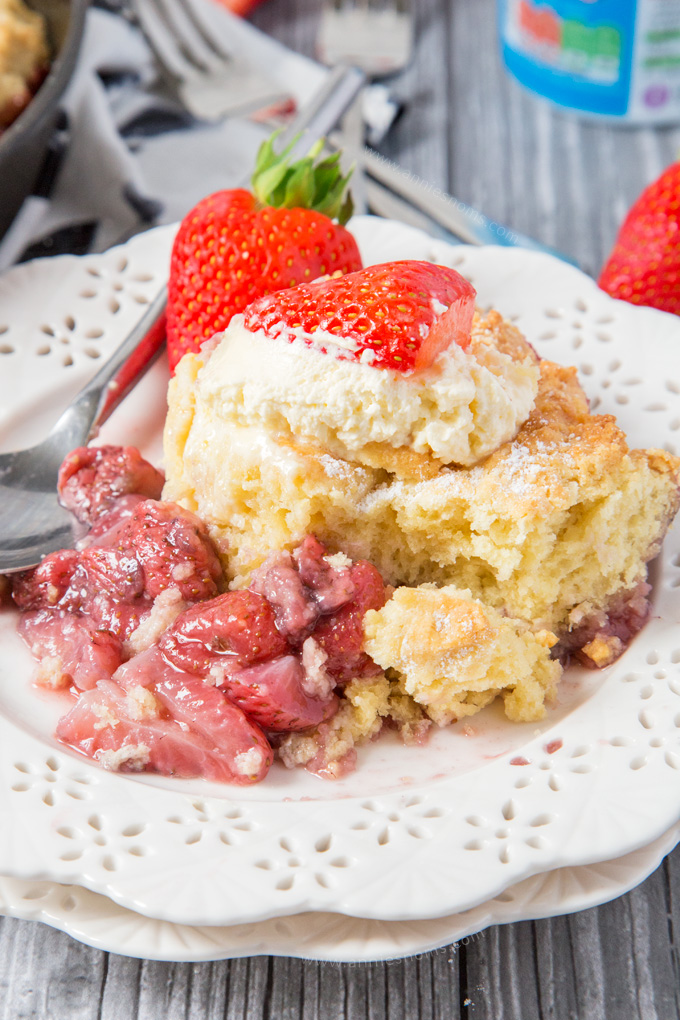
[0,288,167,573]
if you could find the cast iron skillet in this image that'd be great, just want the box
[0,0,89,239]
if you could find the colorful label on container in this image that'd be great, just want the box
[499,0,680,122]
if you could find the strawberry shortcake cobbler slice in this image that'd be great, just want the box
[165,259,680,670]
[11,259,680,785]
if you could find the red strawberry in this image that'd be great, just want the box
[12,549,80,611]
[18,611,124,692]
[218,0,265,13]
[244,259,477,372]
[313,560,388,681]
[159,590,288,675]
[598,161,680,315]
[293,534,356,613]
[167,135,362,372]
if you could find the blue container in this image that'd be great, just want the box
[498,0,680,124]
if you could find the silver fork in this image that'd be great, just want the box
[130,0,290,120]
[317,0,414,213]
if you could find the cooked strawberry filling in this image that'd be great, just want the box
[12,445,388,784]
[249,535,363,644]
[14,496,223,641]
[58,445,165,525]
[158,590,288,673]
[56,675,273,784]
[18,611,124,691]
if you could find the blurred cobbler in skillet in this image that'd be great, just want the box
[0,0,48,132]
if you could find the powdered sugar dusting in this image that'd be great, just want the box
[319,455,354,479]
[498,442,549,497]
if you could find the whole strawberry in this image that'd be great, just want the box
[598,161,680,315]
[167,135,362,371]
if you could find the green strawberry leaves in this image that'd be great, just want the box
[251,132,354,225]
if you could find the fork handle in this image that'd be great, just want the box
[362,146,578,266]
[48,286,168,452]
[276,64,366,162]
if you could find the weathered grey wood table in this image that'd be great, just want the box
[2,0,680,1016]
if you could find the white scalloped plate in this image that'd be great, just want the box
[0,217,679,929]
[1,822,677,963]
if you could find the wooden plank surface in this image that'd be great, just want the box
[2,0,680,1016]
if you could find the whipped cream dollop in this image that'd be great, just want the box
[196,311,540,467]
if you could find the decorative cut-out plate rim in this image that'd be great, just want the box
[1,820,678,963]
[0,217,679,930]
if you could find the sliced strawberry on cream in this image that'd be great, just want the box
[189,260,540,470]
[243,260,476,373]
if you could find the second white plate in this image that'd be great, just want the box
[2,822,677,962]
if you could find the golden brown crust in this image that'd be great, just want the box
[282,356,639,503]
[294,357,658,519]
[363,586,562,724]
[460,359,632,516]
[0,0,49,127]
[285,436,446,482]
[469,309,540,365]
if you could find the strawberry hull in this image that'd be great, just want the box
[166,161,362,372]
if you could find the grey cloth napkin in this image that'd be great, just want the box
[0,3,397,269]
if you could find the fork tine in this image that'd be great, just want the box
[150,0,218,72]
[131,0,197,84]
[174,0,234,63]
